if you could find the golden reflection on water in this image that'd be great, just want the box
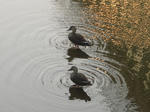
[81,0,150,49]
[77,0,150,110]
[80,0,150,91]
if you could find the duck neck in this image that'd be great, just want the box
[72,29,76,33]
[73,69,78,73]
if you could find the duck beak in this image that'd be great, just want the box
[67,27,71,31]
[68,68,72,71]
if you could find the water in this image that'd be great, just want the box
[0,0,148,112]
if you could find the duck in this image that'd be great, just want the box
[68,66,92,86]
[67,26,93,48]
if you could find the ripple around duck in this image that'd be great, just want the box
[49,29,71,49]
[0,44,137,112]
[0,44,129,111]
[66,55,138,111]
[1,48,109,112]
[48,24,107,51]
[47,1,108,51]
[0,0,138,112]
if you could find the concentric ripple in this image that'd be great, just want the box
[66,53,137,111]
[0,0,138,112]
[49,29,71,49]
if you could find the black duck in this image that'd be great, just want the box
[67,26,93,48]
[68,66,92,86]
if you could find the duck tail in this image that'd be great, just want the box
[83,81,92,86]
[88,82,92,86]
[87,39,94,46]
[83,41,94,46]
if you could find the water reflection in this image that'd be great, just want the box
[0,0,149,111]
[80,0,150,111]
[69,85,91,102]
[66,47,90,62]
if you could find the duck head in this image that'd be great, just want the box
[67,26,77,33]
[68,66,78,73]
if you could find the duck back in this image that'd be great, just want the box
[68,33,92,46]
[70,72,91,86]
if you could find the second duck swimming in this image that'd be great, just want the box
[68,66,92,86]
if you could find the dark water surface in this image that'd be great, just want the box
[0,0,149,112]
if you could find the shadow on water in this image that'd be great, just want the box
[66,47,90,62]
[69,85,91,102]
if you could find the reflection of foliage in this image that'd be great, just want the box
[81,0,150,87]
[79,0,150,109]
[81,0,150,49]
